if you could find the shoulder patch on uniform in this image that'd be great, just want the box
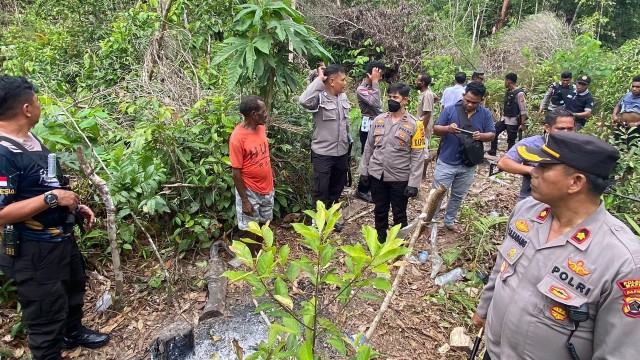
[618,279,640,296]
[536,207,551,221]
[0,176,8,187]
[411,122,425,149]
[515,219,529,233]
[570,228,590,245]
[622,297,640,318]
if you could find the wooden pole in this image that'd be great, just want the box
[365,185,447,341]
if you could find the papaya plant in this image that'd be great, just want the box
[212,0,331,113]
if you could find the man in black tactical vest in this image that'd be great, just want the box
[0,75,109,360]
[488,73,527,156]
[538,71,575,114]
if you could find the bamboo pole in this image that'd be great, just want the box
[365,185,447,341]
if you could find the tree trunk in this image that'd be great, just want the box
[494,0,511,33]
[265,69,276,123]
[76,147,124,297]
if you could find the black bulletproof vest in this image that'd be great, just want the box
[504,88,524,117]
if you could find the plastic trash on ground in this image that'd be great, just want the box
[94,292,112,312]
[435,268,465,286]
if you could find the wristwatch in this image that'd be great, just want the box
[43,191,58,208]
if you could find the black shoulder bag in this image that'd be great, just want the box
[454,104,485,167]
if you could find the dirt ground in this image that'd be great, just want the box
[0,156,522,360]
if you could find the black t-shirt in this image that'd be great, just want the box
[0,142,69,241]
[565,91,595,124]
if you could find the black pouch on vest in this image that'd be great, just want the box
[2,224,21,257]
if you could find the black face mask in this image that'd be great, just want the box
[388,99,402,113]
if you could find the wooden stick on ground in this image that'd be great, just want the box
[365,184,447,342]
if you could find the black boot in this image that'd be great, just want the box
[63,325,110,350]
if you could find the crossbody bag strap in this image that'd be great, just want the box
[0,136,50,170]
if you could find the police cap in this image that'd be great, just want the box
[576,75,591,84]
[517,132,619,178]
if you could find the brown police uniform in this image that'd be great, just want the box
[299,76,352,207]
[358,110,425,240]
[478,132,640,360]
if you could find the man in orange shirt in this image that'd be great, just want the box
[230,96,274,246]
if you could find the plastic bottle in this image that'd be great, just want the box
[434,268,464,286]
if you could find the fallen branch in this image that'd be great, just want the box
[365,185,447,342]
[347,206,374,223]
[76,147,124,296]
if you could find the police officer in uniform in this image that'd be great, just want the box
[473,131,640,360]
[0,75,109,360]
[488,73,527,156]
[538,71,575,113]
[299,65,351,230]
[358,83,425,242]
[564,75,595,131]
[354,61,385,203]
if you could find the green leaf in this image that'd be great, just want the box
[211,37,249,65]
[223,270,254,282]
[371,277,392,292]
[256,250,275,276]
[341,244,368,259]
[262,224,274,248]
[387,223,401,242]
[122,243,132,250]
[254,34,273,54]
[286,262,300,282]
[371,263,390,276]
[229,240,253,266]
[278,245,290,266]
[356,345,372,360]
[362,226,380,256]
[298,340,313,360]
[327,337,347,356]
[274,294,294,310]
[320,244,338,268]
[274,277,289,297]
[282,314,301,335]
[358,292,384,301]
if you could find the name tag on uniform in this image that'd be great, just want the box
[361,116,372,132]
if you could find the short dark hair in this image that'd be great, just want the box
[465,82,486,98]
[366,61,386,75]
[561,71,572,79]
[455,72,467,84]
[505,73,518,83]
[418,73,432,87]
[544,108,574,126]
[324,64,346,80]
[388,83,410,97]
[239,95,264,117]
[0,75,36,120]
[564,167,612,196]
[633,75,640,83]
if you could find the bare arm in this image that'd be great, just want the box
[0,189,79,227]
[299,68,326,110]
[498,156,534,175]
[232,168,254,216]
[612,103,622,124]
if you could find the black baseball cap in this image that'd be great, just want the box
[576,75,591,84]
[517,132,620,178]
